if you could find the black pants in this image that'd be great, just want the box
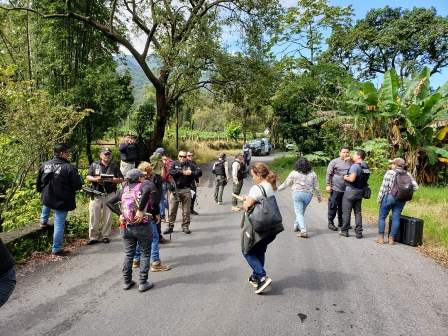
[341,190,363,234]
[328,191,344,227]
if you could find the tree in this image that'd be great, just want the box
[324,6,448,79]
[1,1,281,152]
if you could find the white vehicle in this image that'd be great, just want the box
[249,138,272,156]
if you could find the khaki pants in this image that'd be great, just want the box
[89,192,115,240]
[168,189,191,229]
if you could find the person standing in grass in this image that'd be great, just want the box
[376,158,418,245]
[278,158,322,238]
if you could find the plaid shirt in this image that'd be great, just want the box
[377,169,418,203]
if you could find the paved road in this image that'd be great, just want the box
[1,153,448,336]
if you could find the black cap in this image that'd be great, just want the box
[101,147,112,154]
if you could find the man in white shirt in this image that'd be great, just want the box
[231,154,246,211]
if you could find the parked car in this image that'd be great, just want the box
[249,138,272,156]
[286,143,297,151]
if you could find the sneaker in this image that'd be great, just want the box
[86,239,99,245]
[132,260,140,269]
[138,281,154,292]
[122,280,135,290]
[255,277,272,294]
[218,202,224,205]
[297,232,308,238]
[231,206,241,212]
[191,210,199,215]
[182,228,192,234]
[163,227,173,235]
[328,223,338,231]
[102,237,110,244]
[248,276,258,288]
[150,261,171,272]
[356,233,363,239]
[39,222,49,229]
[159,236,170,244]
[293,227,300,232]
[339,231,349,237]
[52,250,70,257]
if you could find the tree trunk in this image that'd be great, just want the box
[148,87,169,153]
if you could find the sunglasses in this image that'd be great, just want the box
[179,155,186,158]
[187,155,193,157]
[103,152,112,156]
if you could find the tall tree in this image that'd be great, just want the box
[324,6,448,79]
[1,1,281,152]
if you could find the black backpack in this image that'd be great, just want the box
[390,171,414,201]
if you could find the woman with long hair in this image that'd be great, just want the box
[241,162,283,294]
[278,157,321,238]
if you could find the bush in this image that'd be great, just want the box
[361,138,391,169]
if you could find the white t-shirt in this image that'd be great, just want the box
[248,181,275,201]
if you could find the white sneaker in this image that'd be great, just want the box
[255,277,272,294]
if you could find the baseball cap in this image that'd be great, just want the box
[101,147,112,154]
[125,169,145,182]
[155,147,165,155]
[389,158,406,167]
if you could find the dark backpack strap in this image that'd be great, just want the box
[257,184,267,198]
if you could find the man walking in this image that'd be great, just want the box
[212,153,229,205]
[164,151,199,235]
[340,149,370,239]
[187,151,202,215]
[36,143,83,255]
[326,147,352,231]
[86,147,123,244]
[119,135,139,176]
[231,153,246,212]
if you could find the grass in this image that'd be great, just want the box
[269,155,448,252]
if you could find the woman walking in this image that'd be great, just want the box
[241,163,284,294]
[278,158,321,238]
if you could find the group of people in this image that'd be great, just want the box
[0,141,421,305]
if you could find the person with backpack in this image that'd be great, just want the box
[152,147,173,225]
[278,158,322,238]
[36,143,83,256]
[376,158,418,245]
[131,162,170,272]
[243,143,252,175]
[241,163,283,294]
[231,153,246,212]
[212,153,229,205]
[187,152,202,215]
[86,147,123,245]
[119,135,139,176]
[340,149,370,239]
[106,169,159,292]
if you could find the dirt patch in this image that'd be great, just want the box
[417,245,448,268]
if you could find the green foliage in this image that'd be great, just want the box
[225,122,242,142]
[303,151,331,166]
[361,138,391,170]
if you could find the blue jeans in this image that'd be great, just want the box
[378,194,406,237]
[134,220,159,263]
[160,182,169,219]
[243,235,275,280]
[292,192,313,232]
[40,205,68,253]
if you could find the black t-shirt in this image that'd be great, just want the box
[87,161,123,194]
[119,143,139,163]
[0,239,15,276]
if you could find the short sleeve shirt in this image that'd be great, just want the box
[345,164,362,191]
[88,161,123,194]
[248,181,275,201]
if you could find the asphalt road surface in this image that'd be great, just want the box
[1,153,447,336]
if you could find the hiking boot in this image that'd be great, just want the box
[231,206,241,212]
[39,222,49,229]
[159,236,170,244]
[248,276,258,288]
[102,237,110,244]
[150,261,171,272]
[132,259,140,269]
[191,209,199,215]
[376,235,385,244]
[388,236,395,245]
[52,250,70,256]
[122,280,135,290]
[328,223,338,231]
[255,277,272,294]
[163,227,173,235]
[182,228,192,234]
[356,233,363,239]
[339,231,349,237]
[138,281,154,292]
[86,239,99,245]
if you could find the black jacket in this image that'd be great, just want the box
[36,156,83,211]
[0,239,14,276]
[169,160,200,190]
[119,143,139,163]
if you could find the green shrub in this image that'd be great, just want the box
[361,138,391,169]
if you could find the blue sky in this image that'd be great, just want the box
[276,0,448,87]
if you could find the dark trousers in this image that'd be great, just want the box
[121,223,152,284]
[232,180,243,206]
[214,176,226,203]
[341,190,363,233]
[0,267,16,307]
[328,190,344,227]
